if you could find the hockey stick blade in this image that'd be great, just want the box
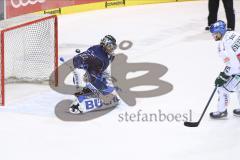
[184,121,199,127]
[183,86,217,128]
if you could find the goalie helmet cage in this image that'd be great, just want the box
[0,14,58,106]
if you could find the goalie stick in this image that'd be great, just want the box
[184,86,217,127]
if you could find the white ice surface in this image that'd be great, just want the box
[1,1,240,160]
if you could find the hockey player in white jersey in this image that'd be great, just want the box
[210,20,240,119]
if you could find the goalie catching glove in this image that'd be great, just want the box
[215,72,230,87]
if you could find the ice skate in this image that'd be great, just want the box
[233,109,240,117]
[210,110,228,119]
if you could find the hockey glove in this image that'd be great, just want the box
[215,72,230,87]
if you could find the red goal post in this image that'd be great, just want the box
[0,14,58,106]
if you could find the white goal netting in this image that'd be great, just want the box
[0,14,58,105]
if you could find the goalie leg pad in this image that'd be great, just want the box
[73,68,86,88]
[77,94,119,113]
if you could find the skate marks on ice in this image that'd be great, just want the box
[149,19,210,47]
[4,89,66,117]
[55,100,116,121]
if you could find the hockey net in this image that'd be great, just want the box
[0,14,58,105]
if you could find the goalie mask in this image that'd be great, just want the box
[100,35,117,55]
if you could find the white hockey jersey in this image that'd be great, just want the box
[218,31,240,76]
